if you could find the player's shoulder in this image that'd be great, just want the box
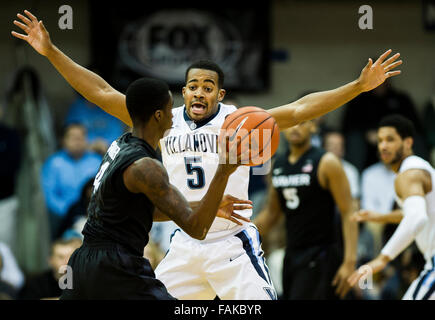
[400,155,433,173]
[126,157,166,180]
[319,151,343,173]
[171,105,185,117]
[220,103,238,116]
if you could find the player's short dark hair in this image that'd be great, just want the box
[378,114,416,139]
[125,78,170,124]
[185,60,224,88]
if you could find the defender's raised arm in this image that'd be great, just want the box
[12,10,133,127]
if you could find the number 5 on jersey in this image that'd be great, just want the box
[184,156,205,189]
[283,187,300,209]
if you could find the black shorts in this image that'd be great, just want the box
[60,241,175,300]
[282,243,342,300]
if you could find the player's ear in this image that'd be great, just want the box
[154,110,162,122]
[182,87,186,98]
[404,137,413,150]
[218,89,226,102]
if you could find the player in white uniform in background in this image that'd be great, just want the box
[12,9,403,299]
[348,114,435,300]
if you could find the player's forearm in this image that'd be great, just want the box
[153,201,201,222]
[376,210,403,224]
[45,45,113,109]
[269,80,363,129]
[341,210,359,264]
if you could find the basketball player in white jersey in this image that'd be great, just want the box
[348,114,435,300]
[12,9,402,299]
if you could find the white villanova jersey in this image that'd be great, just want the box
[397,155,435,265]
[160,103,251,240]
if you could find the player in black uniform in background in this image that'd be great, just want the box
[255,120,358,299]
[60,79,248,300]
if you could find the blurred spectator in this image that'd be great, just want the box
[422,94,435,166]
[65,92,125,156]
[0,242,24,292]
[323,131,360,201]
[41,123,101,239]
[341,80,427,171]
[0,106,21,249]
[56,178,94,240]
[18,237,82,300]
[360,161,396,254]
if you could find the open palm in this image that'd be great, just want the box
[359,49,402,92]
[217,195,252,225]
[12,10,52,57]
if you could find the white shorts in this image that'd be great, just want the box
[402,256,435,300]
[154,224,277,300]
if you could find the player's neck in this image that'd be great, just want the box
[288,141,311,164]
[391,151,414,173]
[131,126,160,149]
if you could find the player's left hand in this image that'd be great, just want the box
[347,254,390,288]
[358,49,402,92]
[217,194,252,225]
[332,261,355,299]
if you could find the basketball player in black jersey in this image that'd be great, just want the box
[255,120,358,299]
[57,78,247,299]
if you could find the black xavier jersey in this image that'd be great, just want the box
[271,147,336,250]
[82,133,160,256]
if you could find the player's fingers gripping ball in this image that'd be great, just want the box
[219,106,280,166]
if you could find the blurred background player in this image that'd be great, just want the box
[348,114,435,300]
[12,9,402,300]
[255,120,358,299]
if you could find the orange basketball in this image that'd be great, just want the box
[219,106,280,166]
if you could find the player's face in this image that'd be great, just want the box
[183,68,226,122]
[377,127,405,165]
[284,121,314,146]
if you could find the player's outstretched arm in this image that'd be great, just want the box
[268,49,402,129]
[124,158,239,240]
[318,153,358,298]
[351,209,403,224]
[11,10,133,127]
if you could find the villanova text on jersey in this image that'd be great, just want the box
[163,133,219,155]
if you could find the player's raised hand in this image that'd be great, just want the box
[12,10,53,57]
[217,194,252,226]
[358,49,402,92]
